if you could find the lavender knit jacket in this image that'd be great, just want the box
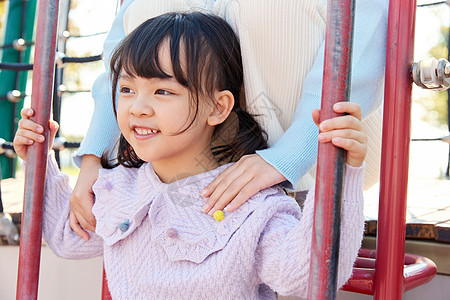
[42,154,365,299]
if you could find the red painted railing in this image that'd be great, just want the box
[342,249,437,295]
[374,0,420,298]
[307,0,356,298]
[309,0,437,298]
[16,1,60,299]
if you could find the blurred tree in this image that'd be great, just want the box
[0,1,5,39]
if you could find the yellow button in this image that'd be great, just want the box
[213,210,224,221]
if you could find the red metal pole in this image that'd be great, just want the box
[374,0,417,298]
[307,0,355,299]
[101,267,112,299]
[16,0,59,299]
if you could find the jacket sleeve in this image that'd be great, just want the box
[73,0,135,167]
[41,154,104,259]
[255,164,365,297]
[257,0,388,190]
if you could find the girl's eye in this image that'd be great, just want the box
[120,87,134,94]
[155,89,172,95]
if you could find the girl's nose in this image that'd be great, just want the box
[129,96,154,117]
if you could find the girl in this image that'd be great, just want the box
[14,12,366,299]
[69,0,387,240]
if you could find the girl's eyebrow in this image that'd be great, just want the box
[118,73,180,86]
[118,73,133,81]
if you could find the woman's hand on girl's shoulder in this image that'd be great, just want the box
[312,102,367,167]
[200,154,286,215]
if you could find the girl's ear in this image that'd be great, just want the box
[207,90,234,126]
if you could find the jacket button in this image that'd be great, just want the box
[213,210,224,221]
[104,181,113,191]
[166,228,178,239]
[119,219,130,232]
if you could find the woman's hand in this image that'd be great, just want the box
[201,154,286,215]
[69,155,101,241]
[313,102,367,167]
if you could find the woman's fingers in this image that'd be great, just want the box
[207,172,254,214]
[220,178,263,212]
[201,154,286,215]
[201,163,245,213]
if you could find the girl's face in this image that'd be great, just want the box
[117,41,216,180]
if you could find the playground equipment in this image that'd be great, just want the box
[0,0,448,299]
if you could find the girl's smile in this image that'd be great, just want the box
[132,126,160,140]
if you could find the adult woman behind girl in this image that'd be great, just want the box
[14,12,367,299]
[70,0,387,239]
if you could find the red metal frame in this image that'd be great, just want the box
[16,0,60,299]
[309,0,437,298]
[307,0,355,298]
[374,0,418,298]
[342,249,436,295]
[102,267,112,299]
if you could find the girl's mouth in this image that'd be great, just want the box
[132,127,160,140]
[134,128,159,135]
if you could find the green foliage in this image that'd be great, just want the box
[0,1,6,41]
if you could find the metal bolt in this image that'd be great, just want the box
[0,138,6,155]
[12,233,20,243]
[60,30,70,42]
[5,149,16,158]
[53,137,67,151]
[13,38,27,51]
[55,52,65,68]
[444,62,450,78]
[57,84,66,97]
[6,90,22,103]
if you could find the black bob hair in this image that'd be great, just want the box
[102,12,268,169]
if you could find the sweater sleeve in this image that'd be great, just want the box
[42,154,104,259]
[73,0,135,167]
[256,0,388,190]
[255,164,365,298]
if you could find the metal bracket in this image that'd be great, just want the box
[412,58,450,91]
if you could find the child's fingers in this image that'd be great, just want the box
[13,134,34,147]
[18,118,44,134]
[312,108,321,126]
[20,107,35,119]
[330,136,366,151]
[318,128,367,145]
[333,102,362,120]
[320,115,362,132]
[332,137,367,167]
[49,120,59,138]
[15,127,45,144]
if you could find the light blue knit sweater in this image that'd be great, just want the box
[42,154,365,299]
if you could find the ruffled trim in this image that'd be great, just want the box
[92,165,155,246]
